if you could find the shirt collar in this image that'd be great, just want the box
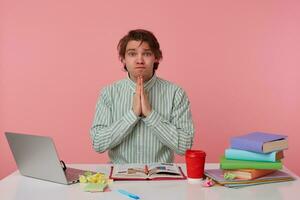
[127,74,157,92]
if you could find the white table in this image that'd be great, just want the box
[1,163,299,200]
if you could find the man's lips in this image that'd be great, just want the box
[135,66,146,69]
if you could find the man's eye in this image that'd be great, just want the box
[128,52,136,56]
[144,52,153,56]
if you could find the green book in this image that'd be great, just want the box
[220,156,282,170]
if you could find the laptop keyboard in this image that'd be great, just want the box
[65,168,86,183]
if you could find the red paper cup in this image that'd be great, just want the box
[185,150,206,183]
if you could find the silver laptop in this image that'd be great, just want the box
[5,132,87,185]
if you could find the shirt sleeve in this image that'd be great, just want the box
[90,87,140,153]
[142,88,195,155]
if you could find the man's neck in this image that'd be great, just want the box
[129,74,154,83]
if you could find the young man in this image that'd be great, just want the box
[90,29,195,163]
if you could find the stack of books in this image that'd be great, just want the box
[205,132,294,188]
[221,132,288,176]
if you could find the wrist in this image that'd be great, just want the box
[132,109,141,117]
[144,108,152,117]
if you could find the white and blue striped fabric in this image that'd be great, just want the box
[90,74,195,163]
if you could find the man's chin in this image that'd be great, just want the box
[129,72,153,81]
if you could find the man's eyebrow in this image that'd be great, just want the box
[126,48,152,52]
[126,49,136,52]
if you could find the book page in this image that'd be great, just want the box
[147,163,183,178]
[112,164,147,178]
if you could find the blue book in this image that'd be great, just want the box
[225,148,284,162]
[230,132,288,153]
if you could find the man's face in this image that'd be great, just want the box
[122,40,157,82]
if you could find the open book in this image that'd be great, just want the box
[109,163,186,180]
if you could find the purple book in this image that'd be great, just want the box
[230,132,288,153]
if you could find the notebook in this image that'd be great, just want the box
[205,169,294,188]
[5,132,87,185]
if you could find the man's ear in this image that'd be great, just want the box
[121,57,125,64]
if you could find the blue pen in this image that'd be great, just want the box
[117,189,140,200]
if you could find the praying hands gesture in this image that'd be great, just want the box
[132,76,152,117]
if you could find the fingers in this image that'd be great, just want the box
[133,76,142,117]
[136,76,142,95]
[134,76,152,117]
[140,76,145,96]
[137,76,143,95]
[140,76,144,88]
[140,76,152,117]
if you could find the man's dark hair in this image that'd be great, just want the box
[118,29,163,72]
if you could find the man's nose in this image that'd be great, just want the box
[136,53,144,63]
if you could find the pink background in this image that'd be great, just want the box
[1,0,300,179]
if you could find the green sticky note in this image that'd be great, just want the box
[224,173,236,180]
[83,183,107,192]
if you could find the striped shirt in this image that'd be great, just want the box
[90,74,195,163]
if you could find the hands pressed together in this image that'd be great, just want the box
[132,76,152,117]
